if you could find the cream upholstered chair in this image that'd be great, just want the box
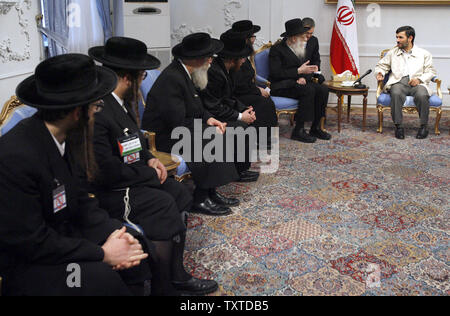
[376,49,443,135]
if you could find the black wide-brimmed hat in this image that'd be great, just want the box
[281,18,310,38]
[89,37,161,70]
[218,30,253,58]
[16,54,118,110]
[172,33,224,59]
[231,20,261,38]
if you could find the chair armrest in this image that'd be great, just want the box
[142,130,157,154]
[256,75,271,88]
[431,77,443,99]
[376,80,384,99]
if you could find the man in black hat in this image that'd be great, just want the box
[230,20,278,150]
[200,30,260,182]
[141,33,241,217]
[0,54,150,296]
[89,37,218,296]
[270,18,331,143]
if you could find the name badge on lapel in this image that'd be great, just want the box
[53,181,67,214]
[118,132,143,165]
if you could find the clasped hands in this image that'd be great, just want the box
[102,227,148,271]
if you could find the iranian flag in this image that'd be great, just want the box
[330,0,360,76]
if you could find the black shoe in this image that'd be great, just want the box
[172,277,219,296]
[291,128,317,143]
[238,170,260,183]
[395,127,405,140]
[416,126,429,139]
[209,190,240,207]
[191,198,232,216]
[310,128,332,140]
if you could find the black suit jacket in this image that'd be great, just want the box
[142,60,213,154]
[92,94,161,191]
[305,36,321,70]
[201,58,248,122]
[269,39,313,91]
[0,115,124,274]
[232,58,261,97]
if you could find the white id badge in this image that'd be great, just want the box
[118,133,143,164]
[53,185,67,214]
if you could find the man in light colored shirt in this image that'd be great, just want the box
[375,26,437,140]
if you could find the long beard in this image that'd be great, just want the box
[192,63,210,90]
[66,112,98,182]
[289,40,306,59]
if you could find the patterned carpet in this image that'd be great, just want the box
[184,109,450,296]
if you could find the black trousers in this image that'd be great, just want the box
[237,94,278,146]
[97,178,191,241]
[2,259,152,296]
[226,120,254,173]
[272,82,329,125]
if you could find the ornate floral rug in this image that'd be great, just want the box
[184,110,449,296]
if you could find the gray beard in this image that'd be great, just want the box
[289,40,306,59]
[192,64,210,90]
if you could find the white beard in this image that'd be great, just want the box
[192,63,210,90]
[289,40,306,59]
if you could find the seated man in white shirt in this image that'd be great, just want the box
[375,26,437,140]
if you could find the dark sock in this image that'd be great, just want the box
[150,240,177,296]
[171,232,192,282]
[194,187,209,203]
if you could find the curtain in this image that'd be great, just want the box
[67,0,104,55]
[96,0,113,42]
[41,0,70,57]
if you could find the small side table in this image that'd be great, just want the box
[325,81,369,133]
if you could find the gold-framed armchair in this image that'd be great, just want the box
[1,96,37,137]
[376,49,443,135]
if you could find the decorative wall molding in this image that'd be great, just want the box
[0,0,32,63]
[223,0,242,27]
[0,0,17,15]
[171,24,214,44]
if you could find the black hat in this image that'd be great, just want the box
[218,30,253,58]
[172,33,224,59]
[16,54,118,110]
[89,37,161,70]
[231,20,261,38]
[280,18,310,38]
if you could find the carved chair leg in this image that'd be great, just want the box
[434,108,442,135]
[377,107,384,133]
[290,114,295,127]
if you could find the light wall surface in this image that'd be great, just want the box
[170,0,450,108]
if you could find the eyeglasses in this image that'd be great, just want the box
[91,99,105,113]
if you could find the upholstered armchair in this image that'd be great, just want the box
[376,49,443,135]
[0,96,37,137]
[139,70,192,182]
[252,42,299,126]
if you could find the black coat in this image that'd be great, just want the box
[93,94,160,191]
[0,115,124,275]
[201,58,248,122]
[232,59,261,97]
[92,94,189,241]
[305,36,321,70]
[269,39,313,91]
[142,60,239,189]
[142,60,213,154]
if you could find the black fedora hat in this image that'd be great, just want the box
[218,30,253,58]
[281,18,310,38]
[232,20,261,38]
[172,33,224,59]
[16,54,118,110]
[89,37,161,70]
